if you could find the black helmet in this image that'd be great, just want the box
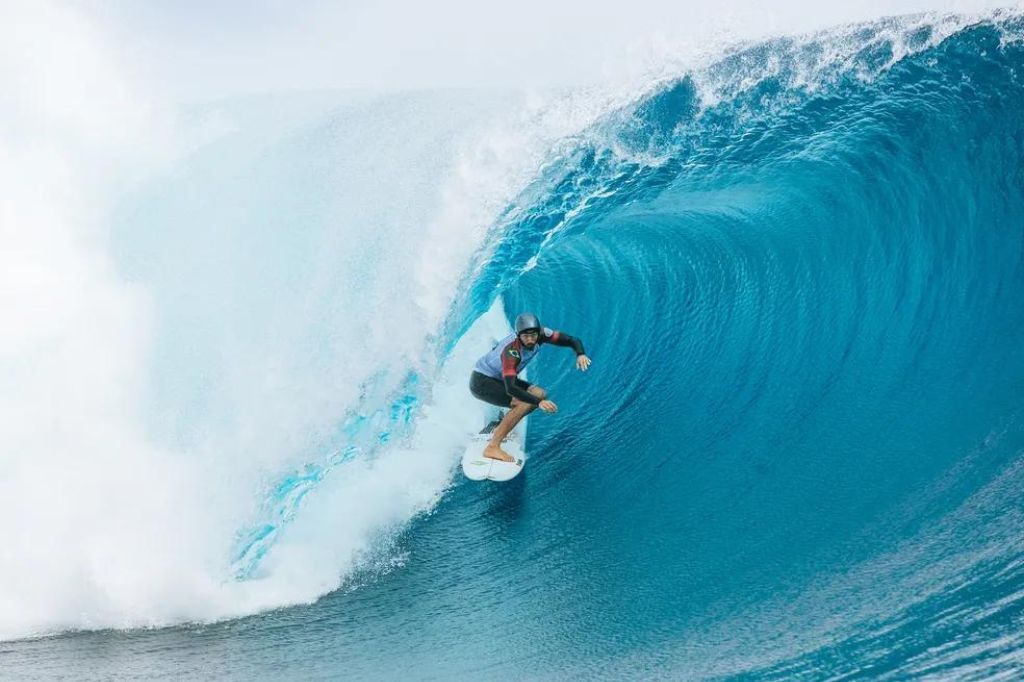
[515,312,541,334]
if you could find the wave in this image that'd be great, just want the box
[6,10,1024,679]
[491,12,1024,678]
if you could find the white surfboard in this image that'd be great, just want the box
[461,410,527,482]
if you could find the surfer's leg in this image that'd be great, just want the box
[483,386,545,462]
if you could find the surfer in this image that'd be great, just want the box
[469,313,590,462]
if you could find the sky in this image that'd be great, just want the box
[73,0,1014,101]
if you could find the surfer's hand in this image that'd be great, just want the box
[538,399,558,413]
[576,354,591,372]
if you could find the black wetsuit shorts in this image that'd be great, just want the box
[469,371,532,408]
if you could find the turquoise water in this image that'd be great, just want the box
[8,13,1024,680]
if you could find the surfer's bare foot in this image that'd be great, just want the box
[483,444,515,463]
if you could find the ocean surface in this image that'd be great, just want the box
[5,11,1024,681]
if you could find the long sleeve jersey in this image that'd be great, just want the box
[472,327,586,405]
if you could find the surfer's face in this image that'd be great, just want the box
[519,330,539,348]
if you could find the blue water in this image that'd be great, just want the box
[9,13,1024,681]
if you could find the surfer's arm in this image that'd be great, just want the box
[545,330,590,371]
[501,344,541,405]
[503,375,541,405]
[546,330,586,355]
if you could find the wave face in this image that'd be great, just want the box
[7,11,1024,682]
[492,15,1024,678]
